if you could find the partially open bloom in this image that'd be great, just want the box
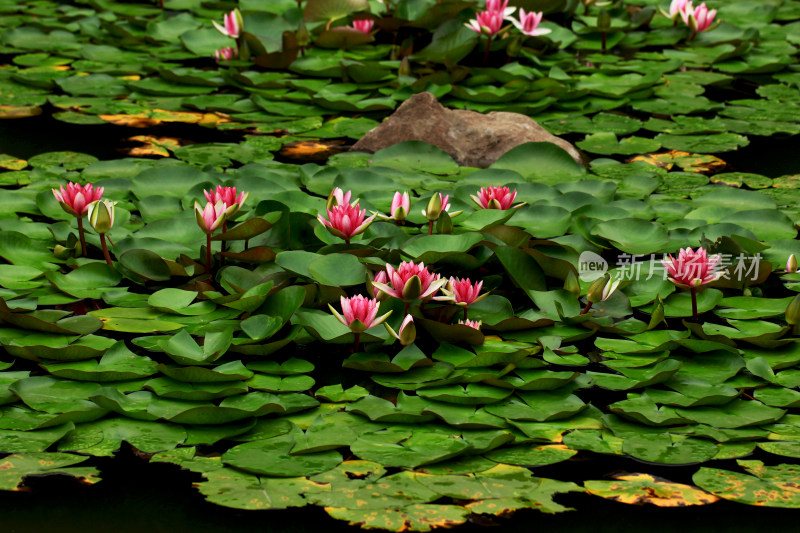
[318,203,376,243]
[662,247,723,289]
[52,182,104,216]
[390,192,409,221]
[681,2,717,34]
[87,200,117,234]
[470,186,523,210]
[510,9,551,37]
[327,187,357,210]
[586,274,621,303]
[213,9,243,39]
[459,319,482,330]
[372,261,447,303]
[351,19,374,34]
[788,254,798,273]
[194,200,228,234]
[485,0,516,16]
[465,10,505,35]
[422,193,461,221]
[205,186,248,217]
[329,295,391,333]
[435,277,488,307]
[214,46,237,62]
[385,314,416,345]
[660,0,691,21]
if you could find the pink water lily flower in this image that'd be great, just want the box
[52,182,104,216]
[470,186,522,210]
[385,314,416,345]
[682,2,717,35]
[318,202,376,244]
[510,9,551,37]
[661,0,691,20]
[213,9,242,39]
[351,19,374,34]
[662,247,723,289]
[194,200,228,234]
[372,261,447,303]
[205,185,248,216]
[330,295,391,333]
[435,277,488,307]
[458,319,482,330]
[466,10,505,35]
[390,191,410,221]
[214,46,237,62]
[485,0,516,17]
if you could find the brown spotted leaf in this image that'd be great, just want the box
[693,460,800,508]
[325,503,469,532]
[585,473,719,507]
[0,452,100,490]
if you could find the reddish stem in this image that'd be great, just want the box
[690,287,698,321]
[580,301,593,315]
[353,332,361,353]
[77,216,87,257]
[463,307,468,321]
[483,35,492,65]
[206,233,212,274]
[100,234,112,266]
[428,221,433,235]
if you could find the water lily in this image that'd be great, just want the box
[351,19,374,34]
[581,274,621,314]
[389,191,409,221]
[485,0,516,17]
[372,261,447,308]
[87,200,116,266]
[510,9,551,37]
[435,277,488,320]
[195,200,228,274]
[214,46,237,62]
[385,314,416,346]
[465,10,505,36]
[470,186,523,210]
[326,187,357,210]
[660,0,691,22]
[329,295,391,351]
[788,254,798,273]
[422,193,461,234]
[459,319,482,330]
[205,186,248,217]
[53,182,104,217]
[681,2,718,38]
[52,182,104,257]
[663,247,722,319]
[317,202,376,244]
[213,9,243,39]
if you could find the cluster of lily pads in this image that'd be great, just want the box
[1,137,800,530]
[3,0,800,530]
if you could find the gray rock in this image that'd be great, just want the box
[350,91,585,168]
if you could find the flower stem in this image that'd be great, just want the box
[206,233,212,275]
[580,301,593,315]
[601,31,606,53]
[100,234,112,266]
[483,35,492,65]
[690,287,698,320]
[428,221,433,235]
[463,307,468,321]
[353,332,361,353]
[404,302,409,315]
[77,216,87,257]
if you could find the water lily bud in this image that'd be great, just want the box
[597,8,611,30]
[788,254,798,273]
[786,294,800,326]
[401,275,423,301]
[398,56,411,77]
[296,21,310,48]
[423,193,443,221]
[563,270,581,297]
[586,274,619,303]
[436,211,453,234]
[386,315,416,346]
[87,199,116,234]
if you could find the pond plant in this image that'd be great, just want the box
[3,0,800,530]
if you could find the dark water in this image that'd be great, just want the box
[2,110,799,177]
[1,447,798,533]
